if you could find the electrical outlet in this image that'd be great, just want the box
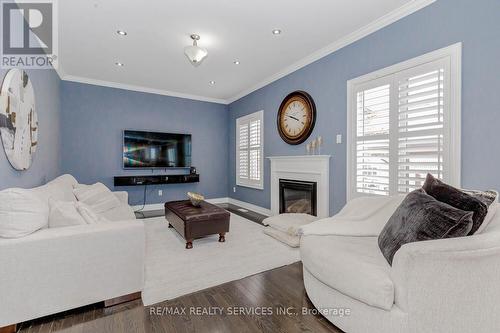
[336,134,342,144]
[233,187,236,193]
[158,190,163,196]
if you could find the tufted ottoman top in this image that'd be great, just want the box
[164,200,230,222]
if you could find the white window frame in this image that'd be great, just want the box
[346,43,462,201]
[236,110,264,190]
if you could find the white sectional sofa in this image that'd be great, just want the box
[300,197,500,333]
[0,175,145,329]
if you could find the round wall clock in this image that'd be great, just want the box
[0,69,38,171]
[277,91,316,145]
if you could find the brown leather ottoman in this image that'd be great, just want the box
[165,200,230,249]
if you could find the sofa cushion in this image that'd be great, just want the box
[31,174,78,204]
[73,183,121,213]
[423,173,487,235]
[48,199,87,228]
[301,234,394,310]
[379,188,473,265]
[0,189,49,238]
[74,183,135,221]
[98,204,135,222]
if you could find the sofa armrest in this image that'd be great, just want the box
[391,232,500,332]
[114,191,129,205]
[0,221,144,327]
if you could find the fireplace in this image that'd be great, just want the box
[279,179,317,216]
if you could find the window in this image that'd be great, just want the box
[347,44,461,200]
[236,110,264,189]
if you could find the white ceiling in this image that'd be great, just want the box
[58,0,434,104]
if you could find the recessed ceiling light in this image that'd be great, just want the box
[115,62,124,67]
[209,80,215,85]
[116,30,127,36]
[272,29,282,35]
[233,60,240,65]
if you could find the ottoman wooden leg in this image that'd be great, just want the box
[168,223,173,228]
[186,240,193,249]
[219,233,226,243]
[0,324,17,333]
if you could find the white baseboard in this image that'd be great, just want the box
[133,197,228,211]
[133,196,271,216]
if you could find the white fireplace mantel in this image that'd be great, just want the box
[267,155,331,218]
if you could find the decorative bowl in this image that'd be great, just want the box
[187,192,205,207]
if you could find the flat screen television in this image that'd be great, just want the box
[123,130,191,169]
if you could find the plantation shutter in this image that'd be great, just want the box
[397,60,446,193]
[236,111,264,189]
[238,123,249,180]
[355,81,391,196]
[349,49,459,199]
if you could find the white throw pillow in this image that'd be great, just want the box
[73,183,121,214]
[31,174,78,204]
[76,203,109,224]
[48,199,87,228]
[262,213,319,236]
[477,202,499,234]
[98,205,136,221]
[0,188,49,238]
[73,182,135,221]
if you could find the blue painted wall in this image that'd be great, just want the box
[0,68,61,190]
[228,0,500,215]
[60,82,229,206]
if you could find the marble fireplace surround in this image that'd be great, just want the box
[267,155,331,218]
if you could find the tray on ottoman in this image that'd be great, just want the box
[165,200,230,249]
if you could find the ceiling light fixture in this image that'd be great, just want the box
[233,60,240,65]
[115,62,124,66]
[272,29,282,35]
[116,30,127,36]
[184,34,208,67]
[209,80,215,85]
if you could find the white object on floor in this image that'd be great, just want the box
[263,213,319,235]
[263,227,300,247]
[142,214,300,305]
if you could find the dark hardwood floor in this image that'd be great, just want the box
[136,203,268,225]
[18,263,342,333]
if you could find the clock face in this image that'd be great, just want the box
[277,91,316,145]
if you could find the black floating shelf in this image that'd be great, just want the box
[114,174,199,187]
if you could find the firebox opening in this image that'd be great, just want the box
[279,179,317,216]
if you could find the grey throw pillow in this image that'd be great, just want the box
[378,189,473,265]
[422,174,488,235]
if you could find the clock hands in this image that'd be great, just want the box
[286,115,300,121]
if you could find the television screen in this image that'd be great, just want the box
[123,130,191,168]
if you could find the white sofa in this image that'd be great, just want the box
[300,197,500,333]
[0,175,145,329]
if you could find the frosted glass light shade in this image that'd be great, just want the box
[184,45,208,67]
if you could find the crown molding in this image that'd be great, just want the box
[226,0,436,104]
[60,74,229,105]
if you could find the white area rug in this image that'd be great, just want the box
[142,214,301,305]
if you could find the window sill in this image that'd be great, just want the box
[237,183,264,190]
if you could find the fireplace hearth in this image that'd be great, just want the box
[279,179,317,216]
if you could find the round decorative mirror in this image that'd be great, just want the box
[0,69,38,170]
